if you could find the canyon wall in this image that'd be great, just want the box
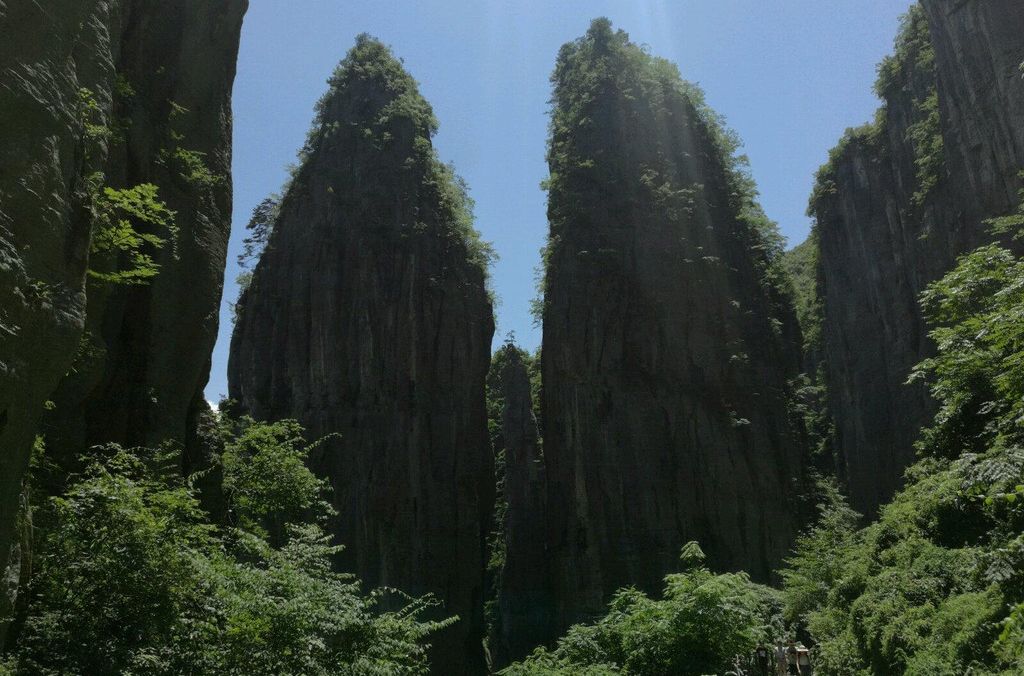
[0,0,245,633]
[41,0,247,480]
[810,1,1024,514]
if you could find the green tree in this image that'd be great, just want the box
[88,180,178,285]
[779,185,1024,675]
[6,421,449,675]
[502,542,781,676]
[221,419,331,545]
[237,197,280,270]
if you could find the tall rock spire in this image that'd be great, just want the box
[228,35,495,674]
[535,19,808,638]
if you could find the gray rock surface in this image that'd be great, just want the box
[0,0,245,634]
[538,21,807,639]
[228,37,495,675]
[41,0,246,480]
[810,0,1024,515]
[0,0,112,620]
[492,348,550,666]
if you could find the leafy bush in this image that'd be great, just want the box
[74,86,180,287]
[221,419,332,544]
[88,179,178,285]
[780,187,1024,675]
[5,421,447,675]
[502,542,781,676]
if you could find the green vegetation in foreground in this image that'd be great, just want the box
[778,189,1024,675]
[0,419,449,675]
[501,542,782,676]
[504,188,1024,674]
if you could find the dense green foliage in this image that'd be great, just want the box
[76,87,178,286]
[3,420,448,675]
[781,235,835,467]
[781,234,823,355]
[87,180,177,285]
[780,191,1024,674]
[221,419,333,545]
[874,5,934,100]
[502,543,782,676]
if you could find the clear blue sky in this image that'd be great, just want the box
[205,0,911,402]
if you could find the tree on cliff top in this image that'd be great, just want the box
[299,33,494,275]
[543,17,790,324]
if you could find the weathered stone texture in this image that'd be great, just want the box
[0,0,245,632]
[228,39,495,674]
[538,23,807,638]
[812,0,1024,514]
[493,349,550,666]
[42,0,247,476]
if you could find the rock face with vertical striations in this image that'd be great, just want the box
[0,0,246,632]
[809,1,1024,515]
[40,0,247,480]
[488,344,550,667]
[227,36,495,674]
[537,20,807,638]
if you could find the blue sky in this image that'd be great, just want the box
[205,0,910,402]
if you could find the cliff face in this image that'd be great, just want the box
[488,345,550,667]
[227,37,495,674]
[0,0,245,629]
[0,0,102,616]
[41,0,246,478]
[538,20,807,636]
[810,1,1024,515]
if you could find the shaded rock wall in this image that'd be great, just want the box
[41,0,246,479]
[228,37,495,675]
[0,0,244,630]
[538,21,807,637]
[0,0,106,612]
[490,347,550,667]
[810,1,1024,515]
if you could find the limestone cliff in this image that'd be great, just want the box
[227,36,495,674]
[40,0,246,481]
[487,345,550,667]
[0,0,245,631]
[809,1,1024,515]
[537,20,807,637]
